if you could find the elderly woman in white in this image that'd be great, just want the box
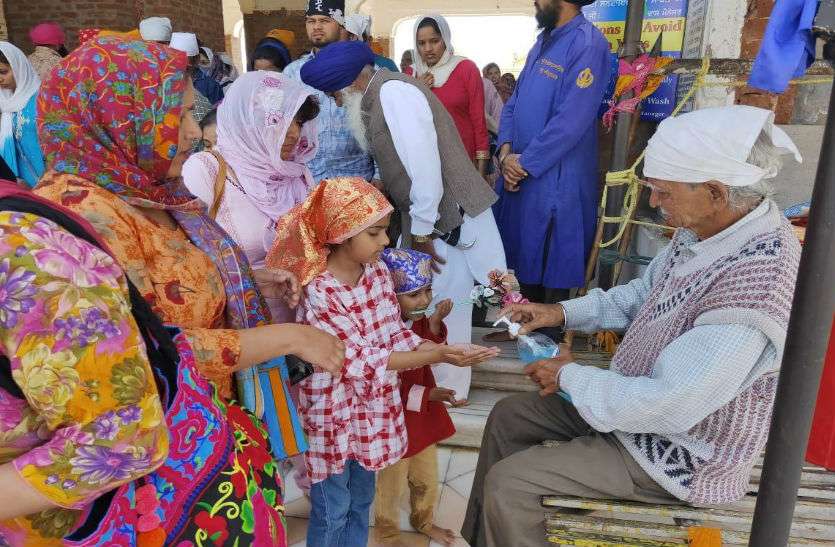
[462,105,804,547]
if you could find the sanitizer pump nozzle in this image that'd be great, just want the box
[493,316,560,364]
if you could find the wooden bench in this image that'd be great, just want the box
[540,458,835,545]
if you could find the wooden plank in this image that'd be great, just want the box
[746,483,835,501]
[545,513,747,545]
[546,529,687,546]
[545,513,834,546]
[750,466,835,486]
[724,496,835,522]
[541,497,835,539]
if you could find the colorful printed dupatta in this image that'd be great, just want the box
[37,37,307,459]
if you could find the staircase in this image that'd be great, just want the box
[442,327,612,449]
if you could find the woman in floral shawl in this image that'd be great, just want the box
[8,36,344,545]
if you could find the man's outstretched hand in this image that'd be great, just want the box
[498,302,566,336]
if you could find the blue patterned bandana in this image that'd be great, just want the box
[381,248,433,294]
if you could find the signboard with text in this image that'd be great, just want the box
[583,0,690,121]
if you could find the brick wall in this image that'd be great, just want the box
[5,0,136,51]
[3,0,225,52]
[140,0,226,51]
[0,0,7,41]
[735,0,798,123]
[244,9,312,63]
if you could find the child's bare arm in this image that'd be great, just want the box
[388,344,500,371]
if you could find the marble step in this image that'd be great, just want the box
[470,327,613,392]
[472,356,540,392]
[443,388,513,448]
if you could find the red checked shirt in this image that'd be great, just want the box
[298,261,425,483]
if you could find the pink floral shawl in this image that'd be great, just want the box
[214,71,318,220]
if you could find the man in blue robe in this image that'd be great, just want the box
[494,0,610,317]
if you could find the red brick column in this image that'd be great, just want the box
[735,0,798,123]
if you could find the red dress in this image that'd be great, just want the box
[400,318,456,458]
[431,60,490,161]
[807,315,835,468]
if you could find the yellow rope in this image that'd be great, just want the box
[598,57,711,248]
[598,58,832,250]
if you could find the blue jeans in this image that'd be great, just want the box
[307,460,376,547]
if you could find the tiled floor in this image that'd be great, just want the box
[286,447,478,547]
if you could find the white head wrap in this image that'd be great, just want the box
[0,42,40,155]
[169,32,199,57]
[139,17,173,42]
[413,14,464,88]
[200,46,214,62]
[344,14,371,38]
[644,105,802,187]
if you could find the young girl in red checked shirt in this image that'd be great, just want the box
[266,177,499,547]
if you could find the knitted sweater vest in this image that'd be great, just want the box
[361,70,497,245]
[612,201,801,505]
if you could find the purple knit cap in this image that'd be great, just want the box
[381,248,433,294]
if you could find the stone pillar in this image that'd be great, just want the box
[0,0,7,41]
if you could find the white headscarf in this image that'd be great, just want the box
[345,14,371,38]
[413,14,465,88]
[644,105,802,187]
[169,32,199,57]
[139,17,173,42]
[0,42,40,153]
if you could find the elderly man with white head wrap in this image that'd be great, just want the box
[462,105,804,547]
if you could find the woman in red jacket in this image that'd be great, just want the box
[414,14,490,177]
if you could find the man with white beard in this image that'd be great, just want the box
[301,41,507,402]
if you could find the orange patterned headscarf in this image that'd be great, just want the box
[267,177,393,286]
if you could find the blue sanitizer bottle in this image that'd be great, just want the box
[493,316,560,364]
[494,316,571,402]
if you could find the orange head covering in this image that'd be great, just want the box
[76,28,141,45]
[267,177,393,286]
[266,29,296,47]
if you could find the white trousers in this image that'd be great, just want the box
[430,208,506,401]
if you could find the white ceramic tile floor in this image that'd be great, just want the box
[285,447,479,546]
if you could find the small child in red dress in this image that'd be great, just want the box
[374,248,466,547]
[266,178,499,547]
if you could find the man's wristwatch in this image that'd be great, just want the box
[413,234,433,244]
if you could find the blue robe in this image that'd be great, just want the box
[0,94,45,188]
[494,14,610,289]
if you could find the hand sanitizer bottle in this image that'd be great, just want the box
[493,316,560,364]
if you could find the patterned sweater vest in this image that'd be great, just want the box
[612,202,801,505]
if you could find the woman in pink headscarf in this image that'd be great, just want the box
[183,71,319,322]
[183,72,320,490]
